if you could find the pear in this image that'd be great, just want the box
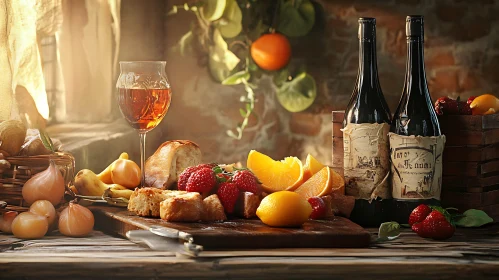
[74,169,109,196]
[96,152,129,184]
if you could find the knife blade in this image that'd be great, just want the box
[126,230,203,257]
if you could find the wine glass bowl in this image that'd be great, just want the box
[116,61,171,187]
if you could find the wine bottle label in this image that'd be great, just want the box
[388,133,446,200]
[342,123,391,201]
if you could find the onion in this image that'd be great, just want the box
[58,202,94,237]
[29,200,57,230]
[22,161,65,206]
[0,211,19,233]
[11,212,48,239]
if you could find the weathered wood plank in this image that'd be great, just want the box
[440,114,499,131]
[443,144,499,162]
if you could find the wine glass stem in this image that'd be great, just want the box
[139,132,146,187]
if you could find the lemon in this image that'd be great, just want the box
[277,72,316,112]
[256,191,312,227]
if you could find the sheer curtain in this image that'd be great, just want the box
[0,0,120,125]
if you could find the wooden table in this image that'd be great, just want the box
[1,225,499,279]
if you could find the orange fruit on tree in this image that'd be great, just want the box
[247,150,303,193]
[303,154,325,181]
[469,94,499,115]
[256,191,312,227]
[250,33,291,71]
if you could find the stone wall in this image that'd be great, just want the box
[147,0,499,166]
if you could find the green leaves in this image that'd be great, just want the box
[39,128,55,152]
[208,29,240,82]
[222,70,250,85]
[454,209,493,227]
[218,0,242,38]
[378,221,401,242]
[176,31,193,56]
[277,0,316,37]
[200,0,227,21]
[277,72,316,112]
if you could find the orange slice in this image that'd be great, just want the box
[470,94,499,115]
[303,154,325,181]
[294,167,332,199]
[247,150,304,193]
[331,169,345,195]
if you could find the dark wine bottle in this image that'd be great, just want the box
[342,18,392,227]
[390,15,444,223]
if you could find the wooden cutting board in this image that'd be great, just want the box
[91,206,372,249]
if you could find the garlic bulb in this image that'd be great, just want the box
[0,211,18,233]
[11,212,49,239]
[58,203,94,237]
[22,161,65,206]
[29,200,57,229]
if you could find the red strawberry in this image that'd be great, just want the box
[467,96,476,105]
[217,182,240,213]
[308,197,326,220]
[232,170,260,195]
[178,164,213,191]
[414,210,455,240]
[408,204,432,226]
[186,167,217,193]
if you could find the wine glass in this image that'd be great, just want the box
[116,61,171,187]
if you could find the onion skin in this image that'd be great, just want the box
[22,161,65,206]
[0,211,19,233]
[29,200,57,230]
[58,203,94,237]
[11,212,49,239]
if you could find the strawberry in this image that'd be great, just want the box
[408,204,432,226]
[178,164,213,191]
[413,209,455,240]
[217,182,240,213]
[308,197,326,220]
[185,167,217,193]
[232,170,260,195]
[411,222,429,238]
[467,96,476,105]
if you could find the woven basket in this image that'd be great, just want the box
[0,152,75,208]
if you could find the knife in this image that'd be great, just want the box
[126,227,203,257]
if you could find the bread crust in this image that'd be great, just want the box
[160,192,203,222]
[128,188,187,217]
[201,194,227,222]
[144,140,202,189]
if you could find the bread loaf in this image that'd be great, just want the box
[144,140,202,189]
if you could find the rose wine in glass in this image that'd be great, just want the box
[116,61,171,187]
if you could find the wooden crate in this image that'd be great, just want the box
[331,111,499,221]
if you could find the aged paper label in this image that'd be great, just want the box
[343,123,391,200]
[389,133,446,200]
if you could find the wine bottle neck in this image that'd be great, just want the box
[358,39,380,89]
[404,37,428,95]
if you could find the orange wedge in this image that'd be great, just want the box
[470,94,499,115]
[331,169,345,195]
[294,167,332,199]
[303,154,325,181]
[247,150,304,193]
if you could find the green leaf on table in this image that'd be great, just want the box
[208,29,241,82]
[276,72,316,112]
[218,0,242,38]
[200,0,227,21]
[222,70,250,85]
[454,209,493,227]
[378,221,401,242]
[277,0,315,37]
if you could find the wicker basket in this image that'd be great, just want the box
[0,152,75,208]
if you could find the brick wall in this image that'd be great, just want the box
[154,0,499,166]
